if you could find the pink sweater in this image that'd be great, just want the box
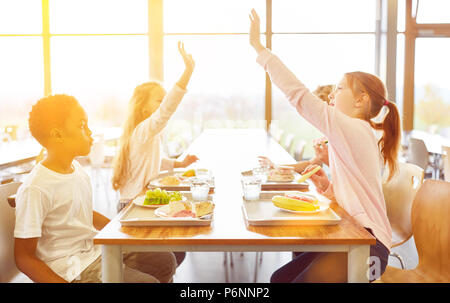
[257,49,392,249]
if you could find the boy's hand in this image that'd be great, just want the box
[302,164,330,194]
[180,154,199,168]
[249,9,265,54]
[178,41,195,72]
[312,137,329,166]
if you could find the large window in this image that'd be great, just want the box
[0,0,149,141]
[401,0,450,134]
[271,0,377,158]
[414,38,450,132]
[162,0,266,155]
[5,0,446,157]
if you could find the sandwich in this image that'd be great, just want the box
[267,166,295,182]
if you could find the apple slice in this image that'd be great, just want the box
[297,165,322,183]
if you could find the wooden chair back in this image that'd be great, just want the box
[442,145,450,182]
[382,162,424,247]
[411,179,450,280]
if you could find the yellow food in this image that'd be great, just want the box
[297,165,321,183]
[182,169,196,177]
[272,195,319,211]
[168,200,192,213]
[159,176,181,186]
[193,201,215,217]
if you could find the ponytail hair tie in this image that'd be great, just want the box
[384,99,389,106]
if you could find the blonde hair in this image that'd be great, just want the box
[112,81,165,191]
[313,85,334,104]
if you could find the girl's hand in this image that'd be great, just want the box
[249,9,265,54]
[178,41,195,72]
[181,154,199,168]
[257,156,275,168]
[312,137,329,166]
[302,164,330,193]
[176,42,195,89]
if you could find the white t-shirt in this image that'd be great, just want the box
[14,160,101,282]
[119,84,187,200]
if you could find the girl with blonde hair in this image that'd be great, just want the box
[112,42,198,204]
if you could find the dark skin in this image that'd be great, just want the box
[14,104,111,283]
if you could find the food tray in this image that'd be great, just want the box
[119,192,214,227]
[241,170,309,191]
[241,191,341,226]
[148,169,215,191]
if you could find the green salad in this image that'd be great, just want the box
[144,188,183,205]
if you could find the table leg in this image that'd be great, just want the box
[102,245,123,283]
[347,244,370,283]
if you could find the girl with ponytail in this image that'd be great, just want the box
[249,9,400,282]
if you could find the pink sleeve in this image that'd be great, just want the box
[256,49,351,142]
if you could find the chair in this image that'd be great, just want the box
[407,137,429,171]
[382,162,424,269]
[380,180,450,282]
[268,124,283,143]
[443,146,450,182]
[293,140,307,161]
[280,133,295,153]
[0,182,32,282]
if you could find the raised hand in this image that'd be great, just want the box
[176,41,195,90]
[249,9,265,54]
[178,41,195,72]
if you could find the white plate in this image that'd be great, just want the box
[154,204,196,218]
[275,204,329,214]
[132,195,186,209]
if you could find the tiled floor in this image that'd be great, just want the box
[89,166,419,283]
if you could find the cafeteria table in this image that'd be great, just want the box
[94,129,375,283]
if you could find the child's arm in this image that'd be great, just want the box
[14,238,68,283]
[175,41,195,90]
[174,154,199,168]
[93,211,110,230]
[160,154,199,171]
[133,42,195,139]
[249,10,344,142]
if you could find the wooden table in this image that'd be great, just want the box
[94,129,375,283]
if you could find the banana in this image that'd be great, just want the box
[272,196,319,211]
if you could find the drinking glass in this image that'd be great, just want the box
[190,178,210,201]
[252,166,269,183]
[241,176,262,201]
